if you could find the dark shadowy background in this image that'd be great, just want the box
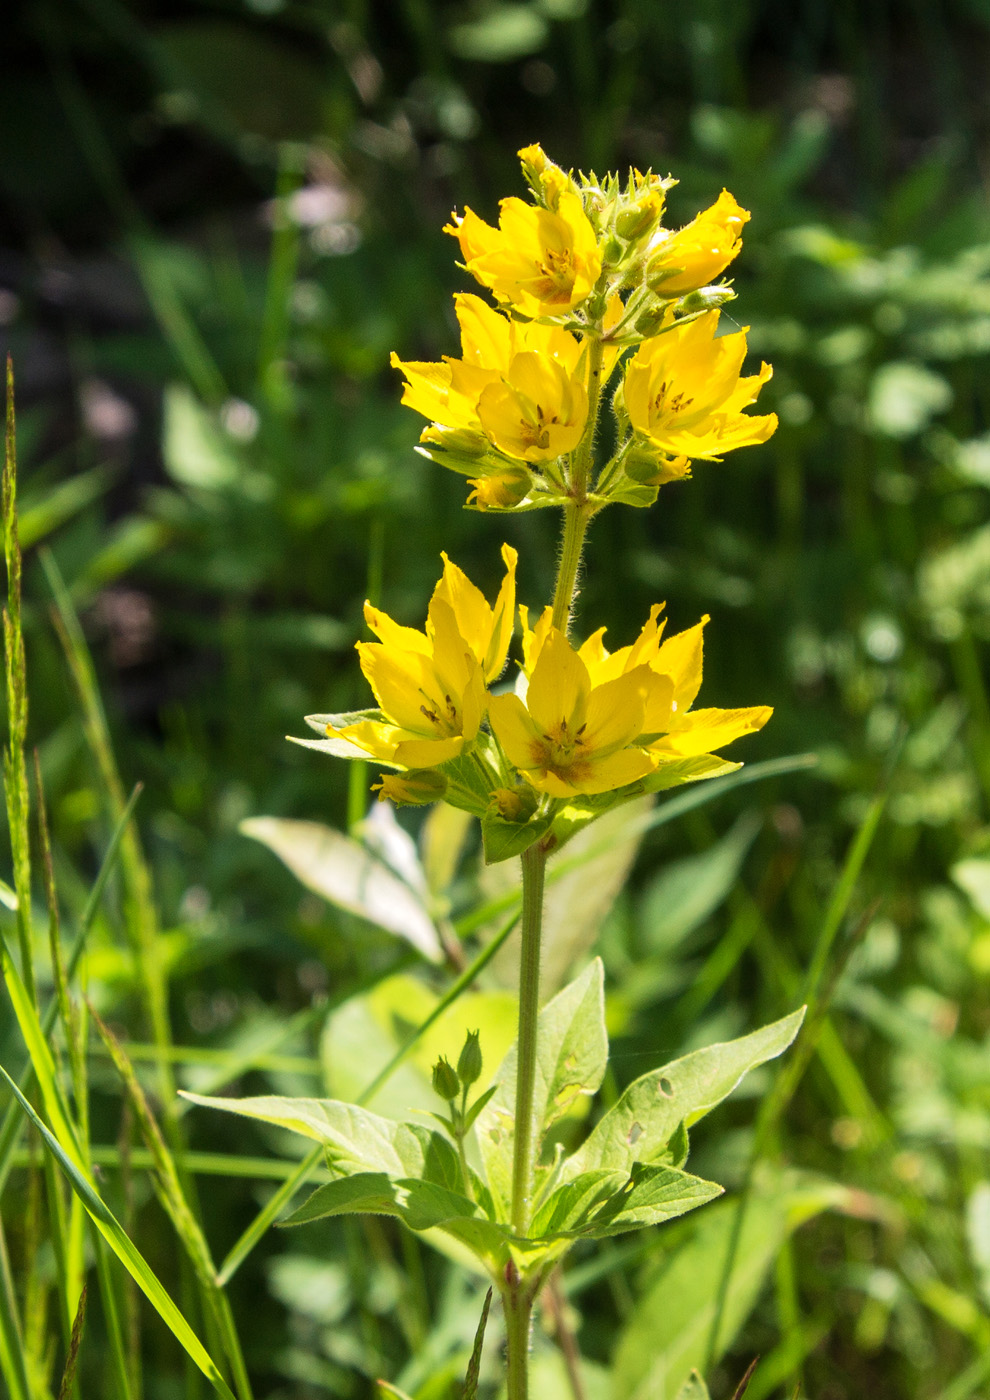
[4,3,990,1397]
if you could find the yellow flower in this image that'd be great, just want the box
[445,189,602,318]
[477,351,588,462]
[503,606,772,794]
[488,628,664,798]
[327,547,517,769]
[393,295,594,467]
[647,190,749,296]
[624,311,777,460]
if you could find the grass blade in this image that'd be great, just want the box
[0,1064,237,1400]
[0,783,143,1196]
[0,1213,31,1400]
[56,1283,88,1400]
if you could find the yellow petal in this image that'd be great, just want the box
[577,747,658,794]
[326,719,402,763]
[526,628,590,735]
[455,294,514,372]
[364,601,430,655]
[483,544,518,681]
[653,617,707,714]
[394,735,465,767]
[651,705,773,757]
[488,692,542,772]
[581,667,650,756]
[432,554,491,658]
[359,644,438,734]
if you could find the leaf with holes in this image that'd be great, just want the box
[564,1008,805,1180]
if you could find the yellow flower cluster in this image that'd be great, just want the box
[327,548,770,819]
[391,145,776,513]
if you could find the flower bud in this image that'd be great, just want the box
[432,1056,460,1103]
[634,304,671,338]
[466,469,532,511]
[456,1030,483,1087]
[616,191,665,242]
[677,284,737,314]
[373,770,447,806]
[624,444,691,487]
[489,786,539,822]
[517,143,548,179]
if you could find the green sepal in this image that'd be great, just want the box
[292,709,392,763]
[606,477,661,509]
[439,743,500,817]
[481,808,553,864]
[638,755,741,794]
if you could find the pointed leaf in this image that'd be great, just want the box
[576,1163,723,1240]
[281,1171,481,1231]
[566,1009,805,1179]
[240,816,443,961]
[476,960,608,1219]
[180,1091,460,1186]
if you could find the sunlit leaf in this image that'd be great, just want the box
[476,960,608,1219]
[240,816,443,961]
[566,1008,804,1179]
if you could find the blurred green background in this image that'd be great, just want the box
[5,2,990,1397]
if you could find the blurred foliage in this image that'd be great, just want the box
[3,1,990,1398]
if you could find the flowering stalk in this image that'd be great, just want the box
[292,143,782,1400]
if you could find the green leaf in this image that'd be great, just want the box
[531,1162,722,1243]
[282,1172,474,1230]
[281,1171,511,1272]
[240,816,443,962]
[476,960,608,1219]
[639,812,761,954]
[566,1008,805,1179]
[481,808,552,863]
[639,755,740,795]
[181,1091,460,1185]
[611,1175,842,1400]
[0,1066,236,1400]
[577,1163,723,1240]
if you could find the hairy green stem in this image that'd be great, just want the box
[570,336,605,500]
[504,1270,537,1400]
[511,843,547,1236]
[551,503,592,633]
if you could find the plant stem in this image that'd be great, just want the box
[551,503,592,633]
[504,1270,536,1400]
[511,843,547,1236]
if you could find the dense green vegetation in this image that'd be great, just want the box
[3,3,990,1397]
